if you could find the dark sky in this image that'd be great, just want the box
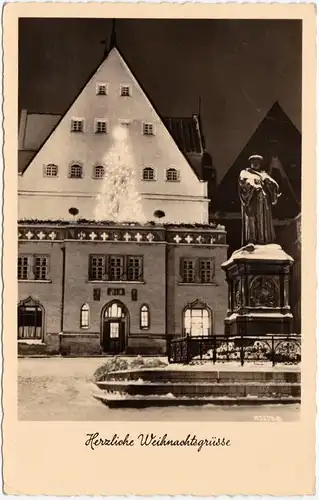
[19,18,301,181]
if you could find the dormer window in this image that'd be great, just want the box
[142,167,155,181]
[95,119,108,134]
[96,83,108,96]
[69,163,83,179]
[143,122,154,136]
[71,118,84,133]
[120,85,131,97]
[166,167,180,182]
[93,165,105,179]
[43,164,58,177]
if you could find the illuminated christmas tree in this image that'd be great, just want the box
[94,125,146,223]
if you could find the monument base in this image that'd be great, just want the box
[221,243,295,336]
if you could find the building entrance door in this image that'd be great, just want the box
[101,302,127,354]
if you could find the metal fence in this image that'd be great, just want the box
[168,334,301,366]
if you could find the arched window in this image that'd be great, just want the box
[140,304,150,330]
[18,297,44,340]
[93,165,105,179]
[80,303,90,328]
[69,163,83,179]
[183,300,211,337]
[166,168,180,182]
[142,167,155,181]
[104,303,125,319]
[44,163,58,177]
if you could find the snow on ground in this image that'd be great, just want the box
[18,357,300,421]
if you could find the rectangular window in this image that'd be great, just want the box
[199,259,214,283]
[109,256,124,281]
[143,122,154,136]
[96,83,108,95]
[110,322,120,338]
[71,119,84,132]
[95,120,108,134]
[182,259,196,283]
[127,257,142,281]
[18,256,29,280]
[120,85,131,97]
[89,255,105,281]
[119,119,132,127]
[18,255,50,281]
[34,256,49,280]
[89,255,143,282]
[44,164,58,177]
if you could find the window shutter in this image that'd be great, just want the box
[121,256,126,281]
[179,258,185,281]
[211,257,216,280]
[195,258,201,283]
[104,255,109,281]
[138,257,143,280]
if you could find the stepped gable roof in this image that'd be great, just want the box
[216,101,301,220]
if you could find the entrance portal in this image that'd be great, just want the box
[101,301,128,354]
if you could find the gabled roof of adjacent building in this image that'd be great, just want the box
[216,101,301,220]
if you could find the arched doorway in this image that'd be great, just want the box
[18,296,44,341]
[101,301,128,354]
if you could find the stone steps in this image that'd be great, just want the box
[94,367,301,407]
[104,368,301,384]
[94,394,300,408]
[96,380,300,398]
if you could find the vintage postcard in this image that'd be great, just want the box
[2,2,316,496]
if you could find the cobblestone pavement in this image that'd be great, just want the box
[18,357,300,421]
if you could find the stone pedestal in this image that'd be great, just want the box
[221,244,294,336]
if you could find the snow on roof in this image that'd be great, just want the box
[225,312,293,321]
[222,243,294,267]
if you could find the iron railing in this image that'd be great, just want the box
[168,334,301,366]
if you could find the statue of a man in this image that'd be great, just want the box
[238,154,281,246]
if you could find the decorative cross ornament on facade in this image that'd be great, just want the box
[146,233,154,242]
[48,232,56,240]
[135,233,143,242]
[123,233,131,241]
[37,231,46,240]
[210,236,216,244]
[113,233,119,241]
[89,232,97,240]
[78,232,86,240]
[26,231,33,240]
[173,235,182,244]
[196,235,203,243]
[185,235,193,244]
[100,232,109,241]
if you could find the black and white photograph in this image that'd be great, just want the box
[16,15,304,422]
[2,2,316,496]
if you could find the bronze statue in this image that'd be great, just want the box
[239,154,281,246]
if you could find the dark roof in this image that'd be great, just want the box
[216,101,301,220]
[163,116,203,154]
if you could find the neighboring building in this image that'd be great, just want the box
[277,213,301,333]
[18,42,228,356]
[214,101,301,256]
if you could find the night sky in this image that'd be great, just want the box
[19,18,301,181]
